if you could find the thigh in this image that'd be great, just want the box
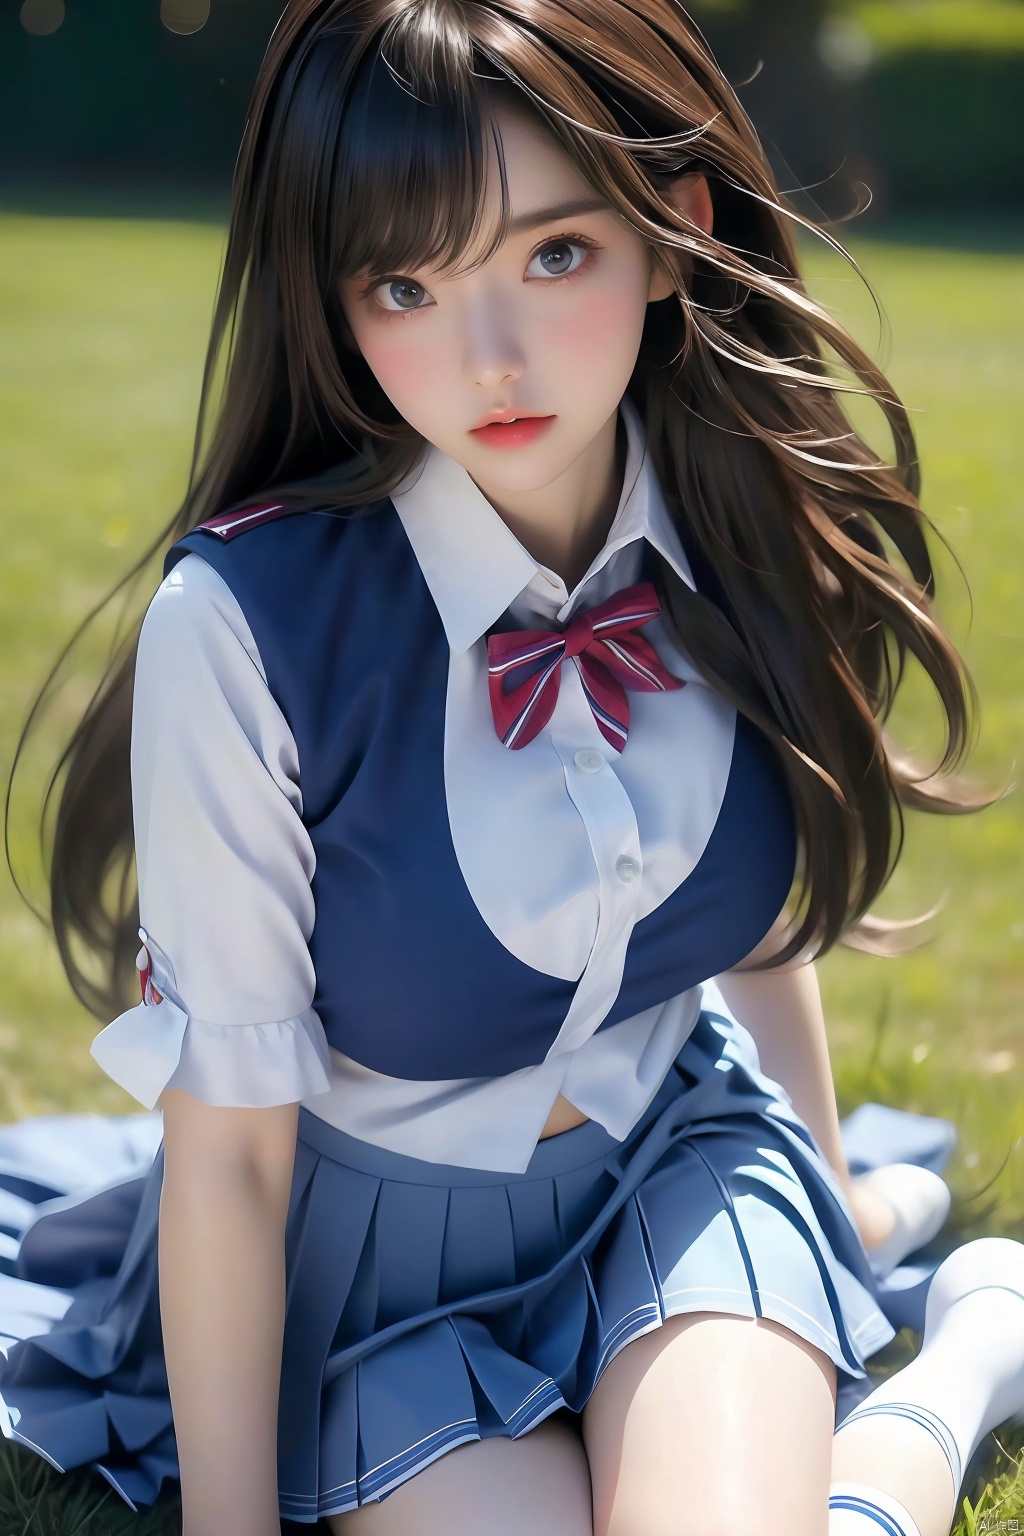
[326,1415,593,1536]
[582,1310,838,1536]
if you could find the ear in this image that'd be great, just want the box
[648,172,714,303]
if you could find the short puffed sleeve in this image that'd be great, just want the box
[89,552,332,1109]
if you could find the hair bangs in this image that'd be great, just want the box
[325,34,508,284]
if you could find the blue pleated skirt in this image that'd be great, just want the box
[0,999,955,1523]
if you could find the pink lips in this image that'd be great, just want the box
[469,415,556,450]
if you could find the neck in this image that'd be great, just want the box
[471,410,626,593]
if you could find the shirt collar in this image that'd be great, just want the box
[390,396,697,656]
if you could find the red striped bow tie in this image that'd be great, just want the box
[486,581,684,751]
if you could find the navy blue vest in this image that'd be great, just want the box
[165,502,796,1081]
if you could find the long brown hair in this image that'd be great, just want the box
[10,0,984,1018]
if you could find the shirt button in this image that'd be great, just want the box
[574,748,605,774]
[615,855,640,883]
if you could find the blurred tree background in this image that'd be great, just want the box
[2,0,1024,214]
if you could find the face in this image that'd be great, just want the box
[337,100,668,502]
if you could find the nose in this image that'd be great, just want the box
[463,293,525,390]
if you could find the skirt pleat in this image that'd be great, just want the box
[277,1154,381,1500]
[355,1321,480,1502]
[0,997,957,1522]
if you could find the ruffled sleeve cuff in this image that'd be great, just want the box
[90,998,334,1111]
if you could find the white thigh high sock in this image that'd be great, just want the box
[828,1482,922,1536]
[837,1238,1024,1498]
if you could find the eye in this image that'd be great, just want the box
[525,239,592,280]
[372,278,435,312]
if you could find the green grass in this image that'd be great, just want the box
[852,0,1024,54]
[802,226,1024,1534]
[0,1436,180,1536]
[799,231,1024,1240]
[691,0,1024,51]
[0,215,224,1121]
[0,210,1022,1531]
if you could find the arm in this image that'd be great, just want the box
[716,924,897,1250]
[715,955,854,1198]
[92,556,329,1533]
[159,1090,298,1536]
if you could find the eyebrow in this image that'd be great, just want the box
[506,196,611,235]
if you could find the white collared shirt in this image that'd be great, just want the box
[91,401,743,1172]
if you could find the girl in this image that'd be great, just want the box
[2,2,1023,1534]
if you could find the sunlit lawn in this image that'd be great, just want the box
[0,209,1021,1532]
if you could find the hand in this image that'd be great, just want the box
[843,1163,952,1278]
[844,1176,898,1252]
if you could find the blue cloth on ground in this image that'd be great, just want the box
[835,1101,959,1424]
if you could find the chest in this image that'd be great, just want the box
[172,508,797,1081]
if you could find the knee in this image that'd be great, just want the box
[605,1500,822,1536]
[598,1465,763,1536]
[600,1459,836,1536]
[604,1507,752,1536]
